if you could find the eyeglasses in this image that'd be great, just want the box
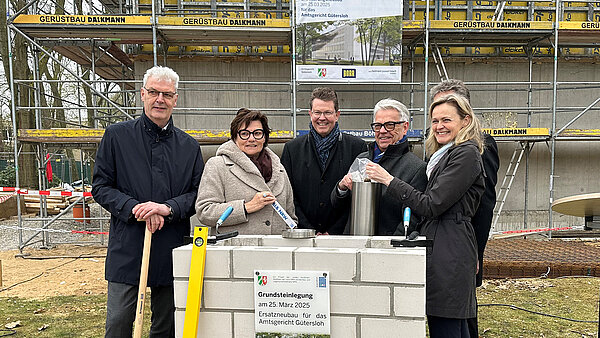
[310,111,336,118]
[144,87,177,100]
[370,121,406,132]
[238,129,265,140]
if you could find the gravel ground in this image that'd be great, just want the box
[0,203,110,251]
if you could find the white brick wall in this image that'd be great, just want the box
[368,236,398,249]
[314,235,370,248]
[331,316,357,337]
[294,247,358,282]
[232,246,295,278]
[330,285,390,316]
[360,248,426,285]
[233,312,255,338]
[361,318,426,338]
[173,245,232,279]
[394,286,426,318]
[175,310,232,338]
[261,235,315,247]
[229,235,261,246]
[203,281,255,310]
[173,235,426,338]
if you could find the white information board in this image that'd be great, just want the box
[296,0,403,24]
[296,65,401,83]
[254,270,330,336]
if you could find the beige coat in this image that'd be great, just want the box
[195,140,297,235]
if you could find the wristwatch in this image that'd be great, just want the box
[165,203,174,222]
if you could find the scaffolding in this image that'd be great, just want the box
[6,0,600,249]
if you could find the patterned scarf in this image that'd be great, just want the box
[309,122,340,171]
[249,148,273,183]
[426,142,454,179]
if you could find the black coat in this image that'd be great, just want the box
[388,140,484,318]
[330,140,428,235]
[92,113,204,286]
[281,132,367,234]
[474,134,500,286]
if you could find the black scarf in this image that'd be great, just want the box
[309,122,340,171]
[249,148,273,183]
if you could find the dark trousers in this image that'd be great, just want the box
[428,315,470,338]
[467,315,478,338]
[468,279,481,338]
[105,281,175,338]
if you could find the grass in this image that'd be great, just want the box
[477,278,600,337]
[0,295,150,337]
[1,278,599,337]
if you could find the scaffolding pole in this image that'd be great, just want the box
[549,0,561,237]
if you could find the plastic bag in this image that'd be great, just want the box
[347,158,373,182]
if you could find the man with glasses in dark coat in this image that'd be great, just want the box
[331,98,427,235]
[281,87,367,235]
[92,65,204,337]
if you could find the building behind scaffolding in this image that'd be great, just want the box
[5,0,600,250]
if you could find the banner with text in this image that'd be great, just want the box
[296,0,402,24]
[254,270,330,336]
[296,65,401,83]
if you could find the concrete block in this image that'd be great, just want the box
[205,246,232,278]
[369,236,405,249]
[230,235,262,246]
[234,312,255,338]
[199,311,233,337]
[173,279,189,308]
[232,246,294,278]
[314,235,370,248]
[213,238,231,246]
[360,248,426,284]
[294,247,358,282]
[394,286,426,318]
[172,244,231,279]
[172,244,193,278]
[330,285,390,316]
[204,280,255,310]
[261,235,314,247]
[331,316,356,338]
[174,309,187,338]
[175,309,232,338]
[361,318,426,338]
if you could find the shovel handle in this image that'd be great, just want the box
[133,226,152,338]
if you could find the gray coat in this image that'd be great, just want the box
[195,140,297,235]
[387,140,484,319]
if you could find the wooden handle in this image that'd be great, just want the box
[133,227,152,338]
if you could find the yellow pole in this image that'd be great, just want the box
[182,226,209,338]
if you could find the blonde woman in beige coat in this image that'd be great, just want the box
[195,109,297,235]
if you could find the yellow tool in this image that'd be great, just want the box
[182,226,209,337]
[183,206,237,337]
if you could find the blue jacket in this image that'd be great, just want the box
[92,113,204,286]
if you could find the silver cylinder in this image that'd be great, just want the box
[349,181,381,236]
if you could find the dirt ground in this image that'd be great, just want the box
[0,245,107,298]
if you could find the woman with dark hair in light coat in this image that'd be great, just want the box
[195,109,296,235]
